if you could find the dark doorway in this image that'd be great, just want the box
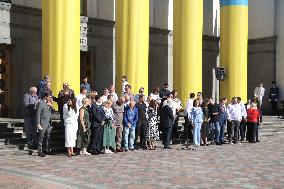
[80,51,95,91]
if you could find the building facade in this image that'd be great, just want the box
[0,0,283,117]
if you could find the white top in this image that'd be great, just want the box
[76,93,86,108]
[63,104,79,124]
[122,81,129,94]
[173,98,182,110]
[239,102,247,118]
[101,95,108,103]
[110,92,118,102]
[150,93,161,103]
[227,103,242,121]
[185,98,194,119]
[254,86,265,100]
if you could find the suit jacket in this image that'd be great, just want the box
[160,105,174,128]
[36,100,52,127]
[90,103,106,127]
[23,93,38,117]
[269,87,279,101]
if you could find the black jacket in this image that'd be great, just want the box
[160,105,175,128]
[90,103,105,128]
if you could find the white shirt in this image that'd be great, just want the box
[227,103,242,121]
[101,95,108,103]
[110,92,118,102]
[122,81,129,94]
[239,102,247,118]
[76,93,86,108]
[173,98,182,111]
[185,98,194,119]
[150,93,161,103]
[254,86,265,100]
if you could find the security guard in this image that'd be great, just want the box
[269,81,279,116]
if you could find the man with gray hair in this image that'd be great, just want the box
[23,86,39,150]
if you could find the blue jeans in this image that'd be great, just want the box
[219,118,227,143]
[124,126,135,150]
[193,122,202,146]
[211,121,220,143]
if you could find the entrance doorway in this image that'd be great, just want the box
[80,51,95,91]
[0,45,11,117]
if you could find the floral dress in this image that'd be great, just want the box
[146,107,159,140]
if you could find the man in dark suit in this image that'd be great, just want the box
[269,81,279,116]
[90,95,105,155]
[23,86,39,149]
[36,92,53,157]
[160,100,175,149]
[134,95,147,150]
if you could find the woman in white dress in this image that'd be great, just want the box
[63,97,79,157]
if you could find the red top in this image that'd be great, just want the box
[246,108,260,123]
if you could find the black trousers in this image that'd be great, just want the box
[228,120,240,143]
[270,101,278,116]
[92,126,103,152]
[256,124,259,141]
[239,120,247,141]
[247,122,257,142]
[134,120,147,149]
[163,127,173,148]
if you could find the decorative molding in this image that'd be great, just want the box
[0,2,11,44]
[80,16,88,51]
[248,36,277,44]
[10,4,41,17]
[88,18,114,28]
[0,2,11,11]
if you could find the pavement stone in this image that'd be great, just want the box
[0,118,283,189]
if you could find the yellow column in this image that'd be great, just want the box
[115,0,149,95]
[173,0,203,105]
[42,0,80,99]
[220,0,248,101]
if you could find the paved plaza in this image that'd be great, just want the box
[0,118,284,189]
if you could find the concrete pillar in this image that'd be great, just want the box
[276,1,284,100]
[220,0,248,101]
[173,0,203,104]
[42,0,80,96]
[115,0,149,95]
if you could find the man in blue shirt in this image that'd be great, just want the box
[80,76,91,93]
[123,101,138,151]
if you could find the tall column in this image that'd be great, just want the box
[220,0,248,101]
[115,0,149,95]
[173,0,203,105]
[42,0,80,96]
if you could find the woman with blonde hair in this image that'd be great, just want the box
[246,102,260,143]
[103,100,116,153]
[77,97,91,155]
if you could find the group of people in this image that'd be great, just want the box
[23,75,266,157]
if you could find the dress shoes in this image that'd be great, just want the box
[38,152,46,157]
[116,148,124,152]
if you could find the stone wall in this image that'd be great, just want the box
[9,5,42,117]
[248,37,276,114]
